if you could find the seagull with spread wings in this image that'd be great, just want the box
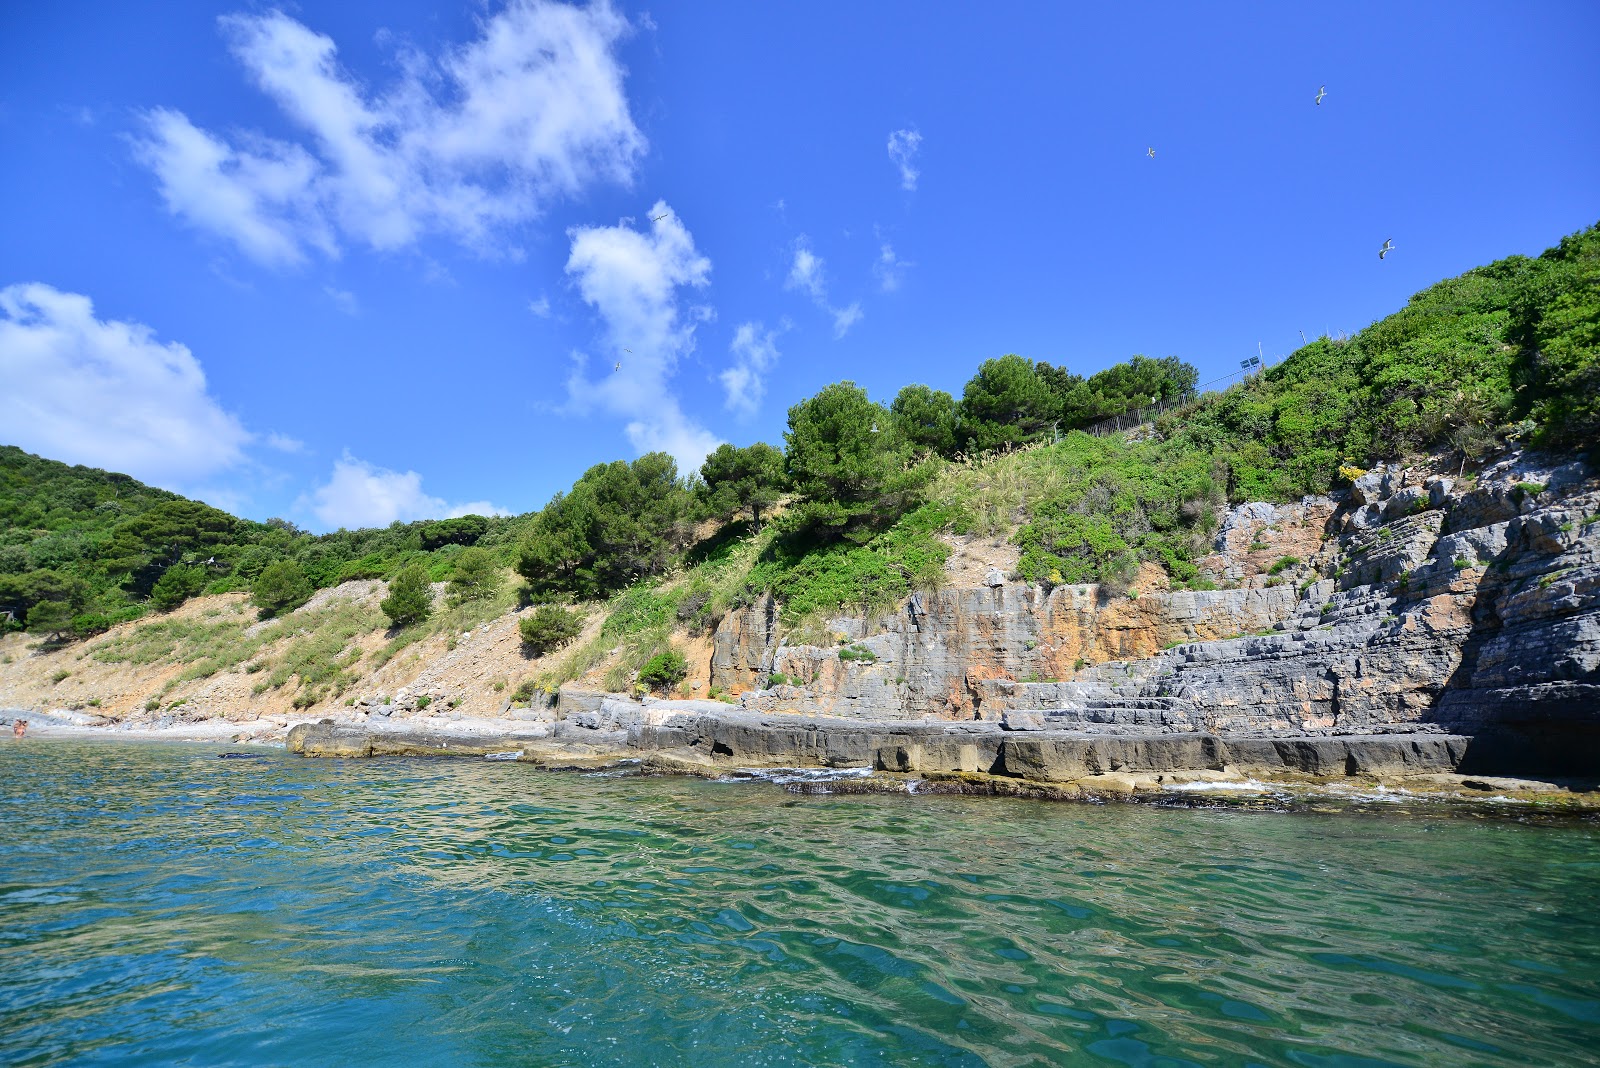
[1379,239,1395,260]
[1146,147,1155,158]
[1315,85,1326,105]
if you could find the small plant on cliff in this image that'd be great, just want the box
[252,560,312,619]
[447,547,504,607]
[837,643,878,663]
[1453,558,1473,569]
[768,672,793,687]
[380,564,433,628]
[519,604,583,656]
[144,698,159,711]
[1513,482,1546,502]
[638,648,689,692]
[1267,555,1301,575]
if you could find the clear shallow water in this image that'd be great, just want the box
[2,743,1598,1067]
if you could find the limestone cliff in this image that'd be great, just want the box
[705,451,1599,773]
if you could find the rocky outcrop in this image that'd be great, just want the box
[704,451,1600,774]
[288,450,1598,787]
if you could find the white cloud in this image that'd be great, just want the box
[874,240,912,292]
[784,238,863,339]
[0,282,251,486]
[887,128,922,191]
[720,320,784,418]
[527,293,552,317]
[265,432,305,453]
[301,451,507,529]
[324,285,359,315]
[831,303,863,338]
[563,200,722,473]
[132,2,644,265]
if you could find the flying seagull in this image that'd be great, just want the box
[1315,85,1326,105]
[1378,238,1395,261]
[1146,147,1155,158]
[652,213,669,222]
[614,362,621,372]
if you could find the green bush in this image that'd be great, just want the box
[26,599,74,637]
[447,547,503,606]
[149,563,208,611]
[380,564,433,628]
[638,648,688,691]
[837,644,877,663]
[519,604,583,656]
[252,560,312,618]
[1267,555,1301,575]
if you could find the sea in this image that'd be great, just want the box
[2,741,1597,1067]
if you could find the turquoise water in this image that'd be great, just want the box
[2,743,1597,1067]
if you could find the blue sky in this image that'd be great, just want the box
[2,1,1595,530]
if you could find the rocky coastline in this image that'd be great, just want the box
[6,448,1598,811]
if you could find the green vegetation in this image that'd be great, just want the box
[518,604,584,656]
[251,560,312,618]
[1268,555,1301,575]
[514,453,690,600]
[837,644,878,663]
[445,547,502,606]
[638,648,688,692]
[3,222,1594,695]
[380,564,433,628]
[697,442,786,529]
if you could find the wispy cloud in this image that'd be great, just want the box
[527,293,552,317]
[720,320,786,418]
[785,238,862,339]
[132,2,644,266]
[0,282,251,487]
[324,286,359,315]
[874,239,912,292]
[887,128,922,191]
[265,432,306,453]
[300,450,507,530]
[563,202,722,473]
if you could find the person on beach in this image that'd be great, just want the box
[11,719,25,738]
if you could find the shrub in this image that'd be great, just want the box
[252,560,312,618]
[50,669,70,683]
[149,564,208,611]
[26,599,74,637]
[837,644,877,663]
[1267,555,1301,575]
[144,698,160,712]
[768,672,793,687]
[380,564,433,628]
[447,547,503,606]
[1453,558,1473,569]
[510,678,540,706]
[414,695,432,710]
[638,648,688,691]
[519,604,583,656]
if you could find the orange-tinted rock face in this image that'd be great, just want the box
[714,458,1600,743]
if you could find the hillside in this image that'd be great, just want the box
[1,222,1595,731]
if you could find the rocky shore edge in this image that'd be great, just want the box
[274,703,1599,814]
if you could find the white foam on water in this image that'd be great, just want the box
[723,766,875,786]
[1161,779,1274,793]
[483,750,523,761]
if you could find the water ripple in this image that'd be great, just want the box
[1,741,1597,1067]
